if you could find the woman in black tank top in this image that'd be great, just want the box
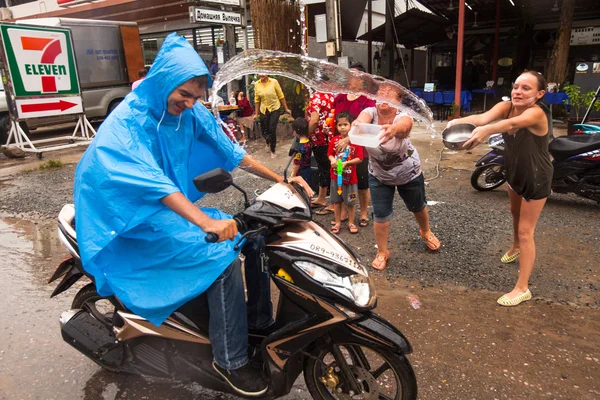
[445,71,552,307]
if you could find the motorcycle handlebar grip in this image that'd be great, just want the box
[205,233,219,243]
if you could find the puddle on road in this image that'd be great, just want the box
[0,217,68,298]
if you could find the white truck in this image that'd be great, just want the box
[0,17,144,144]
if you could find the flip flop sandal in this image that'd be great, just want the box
[310,202,327,209]
[500,250,520,264]
[371,250,390,271]
[315,207,333,215]
[330,224,341,234]
[331,217,349,225]
[359,218,369,227]
[497,289,532,306]
[348,223,359,234]
[420,230,441,251]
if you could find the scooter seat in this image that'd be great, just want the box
[58,204,77,240]
[549,133,600,161]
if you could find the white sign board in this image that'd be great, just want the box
[570,26,600,46]
[191,8,242,25]
[0,24,83,119]
[15,96,83,119]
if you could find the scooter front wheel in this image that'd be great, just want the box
[304,341,417,400]
[471,164,506,191]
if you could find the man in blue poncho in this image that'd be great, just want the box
[74,33,312,396]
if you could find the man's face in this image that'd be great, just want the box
[166,79,205,116]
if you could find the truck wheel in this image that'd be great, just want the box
[0,114,31,145]
[0,114,10,145]
[107,99,122,117]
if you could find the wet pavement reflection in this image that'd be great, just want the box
[0,218,309,400]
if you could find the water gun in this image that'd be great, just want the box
[325,108,335,132]
[336,147,350,195]
[337,159,343,195]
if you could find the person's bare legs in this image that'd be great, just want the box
[331,202,342,232]
[413,206,431,234]
[358,188,370,221]
[503,196,547,300]
[506,187,522,256]
[313,186,328,207]
[347,204,356,226]
[374,220,390,256]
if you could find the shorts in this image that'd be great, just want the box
[299,166,312,186]
[329,179,358,206]
[369,173,427,223]
[312,145,330,188]
[356,157,369,190]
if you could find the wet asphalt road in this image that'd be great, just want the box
[0,124,599,399]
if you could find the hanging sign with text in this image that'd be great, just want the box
[189,7,242,25]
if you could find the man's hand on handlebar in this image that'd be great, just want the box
[204,218,238,242]
[288,176,315,198]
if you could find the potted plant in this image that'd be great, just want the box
[563,84,589,134]
[277,114,294,137]
[447,102,460,120]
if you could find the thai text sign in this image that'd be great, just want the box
[0,24,80,97]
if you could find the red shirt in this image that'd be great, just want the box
[332,94,376,135]
[327,135,363,184]
[306,92,334,147]
[237,98,254,117]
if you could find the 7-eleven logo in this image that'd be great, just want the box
[6,28,74,94]
[21,36,65,93]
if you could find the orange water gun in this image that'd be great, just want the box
[325,108,335,133]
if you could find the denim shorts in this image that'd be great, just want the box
[368,173,427,222]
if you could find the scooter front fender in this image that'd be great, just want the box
[332,312,412,355]
[475,151,504,167]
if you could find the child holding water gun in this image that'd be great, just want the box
[291,118,312,185]
[328,112,363,234]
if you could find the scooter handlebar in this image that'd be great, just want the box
[204,217,245,243]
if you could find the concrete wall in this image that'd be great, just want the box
[307,37,428,87]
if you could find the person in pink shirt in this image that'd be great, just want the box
[131,67,148,90]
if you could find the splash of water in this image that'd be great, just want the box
[212,50,435,131]
[299,4,307,56]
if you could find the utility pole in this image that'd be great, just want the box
[381,0,395,79]
[325,0,340,63]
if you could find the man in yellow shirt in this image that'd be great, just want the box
[253,75,292,158]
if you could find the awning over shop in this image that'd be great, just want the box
[357,8,450,49]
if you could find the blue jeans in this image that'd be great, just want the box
[206,237,273,370]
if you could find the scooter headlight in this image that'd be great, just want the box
[295,261,374,307]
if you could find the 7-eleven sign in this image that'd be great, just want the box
[0,25,80,97]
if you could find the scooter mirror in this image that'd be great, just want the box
[193,168,233,193]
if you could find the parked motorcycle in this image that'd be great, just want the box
[49,167,417,399]
[471,132,600,203]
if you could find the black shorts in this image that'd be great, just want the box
[356,156,369,190]
[312,145,330,188]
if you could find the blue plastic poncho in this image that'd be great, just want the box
[74,33,246,325]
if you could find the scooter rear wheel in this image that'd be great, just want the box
[471,164,506,191]
[304,342,417,400]
[72,283,120,327]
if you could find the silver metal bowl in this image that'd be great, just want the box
[441,123,476,150]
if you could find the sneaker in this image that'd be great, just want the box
[271,152,277,159]
[213,361,269,397]
[265,144,270,152]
